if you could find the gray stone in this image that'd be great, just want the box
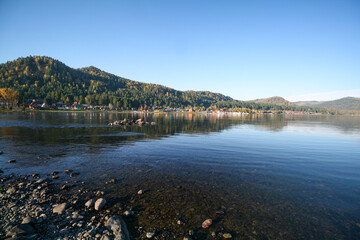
[105,216,130,240]
[53,203,68,214]
[35,178,48,184]
[6,187,16,194]
[22,216,34,224]
[5,224,36,237]
[94,198,106,210]
[85,199,95,208]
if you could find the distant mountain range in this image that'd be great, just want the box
[0,56,358,112]
[293,97,360,110]
[253,96,360,111]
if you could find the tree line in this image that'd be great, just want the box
[0,56,332,113]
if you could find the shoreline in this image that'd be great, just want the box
[0,171,226,240]
[1,109,359,116]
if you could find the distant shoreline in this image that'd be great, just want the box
[0,108,359,116]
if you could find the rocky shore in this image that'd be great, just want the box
[0,171,131,240]
[0,170,233,240]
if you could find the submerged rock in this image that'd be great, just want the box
[85,199,95,208]
[32,173,40,179]
[105,215,130,240]
[8,159,16,163]
[123,210,134,216]
[146,232,155,239]
[53,203,68,214]
[223,233,233,238]
[5,224,35,237]
[6,187,16,194]
[35,178,48,184]
[94,198,106,210]
[202,219,212,228]
[22,216,34,224]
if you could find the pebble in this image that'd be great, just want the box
[32,173,40,178]
[223,233,233,238]
[94,198,106,210]
[6,187,16,194]
[85,199,95,208]
[202,219,213,228]
[146,232,155,238]
[138,189,144,195]
[53,203,68,214]
[184,237,192,240]
[36,178,48,184]
[96,191,104,196]
[124,210,135,216]
[22,216,34,224]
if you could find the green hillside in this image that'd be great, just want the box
[253,96,293,106]
[293,97,360,110]
[0,56,231,108]
[314,97,360,110]
[0,56,330,113]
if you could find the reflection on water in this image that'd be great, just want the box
[0,112,360,239]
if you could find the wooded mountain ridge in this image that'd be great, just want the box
[0,56,356,112]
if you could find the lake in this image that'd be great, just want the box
[0,112,359,239]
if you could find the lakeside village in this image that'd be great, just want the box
[0,98,324,115]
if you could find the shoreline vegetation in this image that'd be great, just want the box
[0,108,359,116]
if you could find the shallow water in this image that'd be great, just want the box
[1,112,360,239]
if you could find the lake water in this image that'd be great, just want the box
[0,112,360,239]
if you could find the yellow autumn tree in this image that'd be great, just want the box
[0,88,19,108]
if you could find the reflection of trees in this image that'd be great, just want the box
[1,112,359,148]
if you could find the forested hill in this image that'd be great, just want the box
[0,56,232,108]
[0,56,333,112]
[294,97,360,110]
[253,96,293,106]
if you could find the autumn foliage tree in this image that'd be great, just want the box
[0,88,19,108]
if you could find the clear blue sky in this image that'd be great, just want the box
[0,0,359,101]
